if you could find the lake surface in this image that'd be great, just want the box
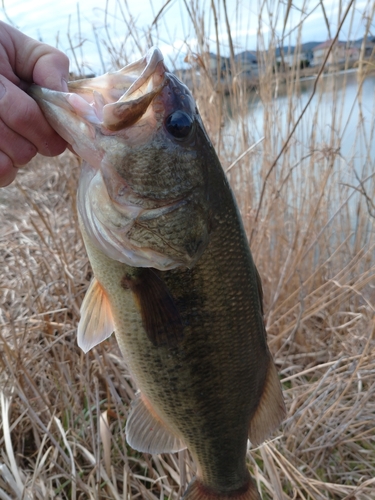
[225,69,375,189]
[223,69,375,245]
[234,69,374,158]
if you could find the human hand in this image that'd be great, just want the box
[0,21,69,187]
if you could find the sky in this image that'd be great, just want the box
[0,0,372,74]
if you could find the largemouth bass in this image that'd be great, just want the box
[29,48,285,500]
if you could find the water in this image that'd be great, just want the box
[250,69,374,164]
[224,69,375,250]
[225,69,375,193]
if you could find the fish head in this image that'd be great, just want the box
[29,48,213,270]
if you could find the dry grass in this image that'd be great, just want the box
[1,1,375,499]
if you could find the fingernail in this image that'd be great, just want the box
[0,80,6,99]
[61,77,69,92]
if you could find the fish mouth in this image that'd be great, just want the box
[68,48,166,103]
[67,47,168,132]
[28,48,169,162]
[29,49,209,271]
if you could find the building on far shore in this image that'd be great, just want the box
[184,51,230,77]
[312,40,347,66]
[311,38,375,66]
[275,42,320,68]
[179,36,375,86]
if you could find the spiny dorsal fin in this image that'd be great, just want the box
[248,359,286,446]
[78,277,115,353]
[126,393,186,454]
[121,268,184,348]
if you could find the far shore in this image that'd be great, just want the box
[177,59,375,95]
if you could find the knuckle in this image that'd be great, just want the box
[11,100,38,129]
[1,91,39,133]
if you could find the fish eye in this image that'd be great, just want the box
[165,111,194,139]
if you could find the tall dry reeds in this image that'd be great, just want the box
[1,1,375,499]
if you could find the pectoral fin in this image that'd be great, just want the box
[78,277,115,353]
[126,394,186,454]
[248,359,286,446]
[121,269,184,347]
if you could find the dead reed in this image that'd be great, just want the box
[1,1,375,499]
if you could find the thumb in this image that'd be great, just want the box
[32,47,70,92]
[2,21,70,92]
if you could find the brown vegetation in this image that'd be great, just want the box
[1,1,375,499]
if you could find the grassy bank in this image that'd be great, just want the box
[1,1,375,499]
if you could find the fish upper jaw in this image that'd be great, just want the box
[28,47,168,165]
[68,47,166,106]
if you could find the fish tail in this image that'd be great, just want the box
[182,477,261,500]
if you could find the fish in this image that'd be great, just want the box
[29,47,286,500]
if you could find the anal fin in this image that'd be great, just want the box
[248,359,286,446]
[78,277,115,353]
[126,393,186,454]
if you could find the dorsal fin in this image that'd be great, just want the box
[78,277,115,353]
[126,394,186,454]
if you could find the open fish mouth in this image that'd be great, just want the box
[66,48,168,132]
[29,48,210,271]
[28,48,168,159]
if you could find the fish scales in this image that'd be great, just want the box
[29,47,286,500]
[82,170,266,489]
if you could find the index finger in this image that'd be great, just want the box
[0,75,67,157]
[0,21,69,91]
